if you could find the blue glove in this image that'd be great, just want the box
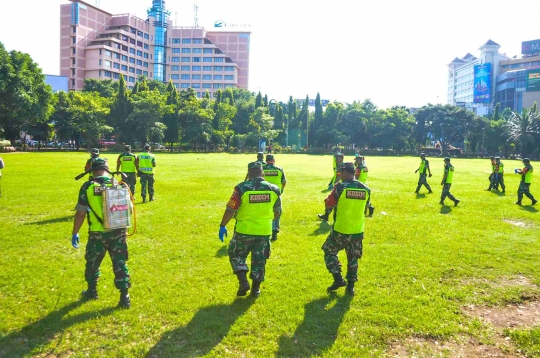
[72,234,80,249]
[219,226,228,242]
[515,168,520,174]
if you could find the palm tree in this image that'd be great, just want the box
[506,105,540,158]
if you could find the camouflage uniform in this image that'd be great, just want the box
[517,163,536,203]
[322,177,370,283]
[117,151,137,194]
[140,174,155,197]
[225,177,282,281]
[415,159,432,193]
[77,176,131,289]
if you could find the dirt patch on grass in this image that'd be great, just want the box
[461,275,538,291]
[503,219,533,227]
[387,336,521,357]
[463,301,540,329]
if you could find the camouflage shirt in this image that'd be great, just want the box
[226,177,282,212]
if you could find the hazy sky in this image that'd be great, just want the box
[1,0,539,108]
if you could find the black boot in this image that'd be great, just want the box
[368,206,374,217]
[149,195,155,202]
[346,281,355,296]
[251,280,261,298]
[117,288,130,309]
[82,283,98,300]
[515,201,522,205]
[142,196,147,203]
[327,273,346,292]
[236,271,250,296]
[271,230,278,242]
[317,214,329,221]
[454,199,460,207]
[533,199,538,205]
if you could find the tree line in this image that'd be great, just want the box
[1,41,540,157]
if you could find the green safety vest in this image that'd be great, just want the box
[235,190,278,236]
[332,156,337,170]
[334,188,369,235]
[263,166,284,191]
[138,153,155,174]
[445,165,454,184]
[357,165,368,183]
[524,166,533,184]
[119,153,136,173]
[497,162,504,174]
[419,160,428,174]
[86,182,114,232]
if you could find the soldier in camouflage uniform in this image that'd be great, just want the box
[136,145,156,203]
[414,153,432,194]
[318,153,344,221]
[486,156,499,191]
[244,152,267,181]
[262,154,287,241]
[516,158,537,206]
[439,157,460,206]
[71,158,131,308]
[355,155,375,216]
[322,162,371,296]
[116,145,137,195]
[219,161,282,298]
[84,148,101,181]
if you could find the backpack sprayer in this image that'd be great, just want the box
[75,170,137,236]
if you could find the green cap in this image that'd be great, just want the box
[266,154,275,162]
[523,158,530,163]
[91,148,99,155]
[91,158,109,171]
[444,157,450,161]
[334,152,344,158]
[339,162,356,173]
[248,161,262,170]
[125,145,131,151]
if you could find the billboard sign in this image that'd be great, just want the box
[473,63,491,103]
[522,39,540,55]
[526,69,540,92]
[296,99,330,107]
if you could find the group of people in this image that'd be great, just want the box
[70,148,536,308]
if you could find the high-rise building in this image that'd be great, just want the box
[60,0,250,97]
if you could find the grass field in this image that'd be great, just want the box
[1,152,540,357]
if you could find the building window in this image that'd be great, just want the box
[203,57,212,63]
[203,48,213,54]
[192,83,200,88]
[114,63,120,69]
[225,66,234,71]
[137,69,142,75]
[137,50,142,56]
[122,55,128,61]
[225,84,235,88]
[73,37,76,44]
[214,66,223,71]
[213,83,222,89]
[129,67,135,73]
[181,57,191,62]
[193,48,202,53]
[72,68,76,75]
[181,66,190,71]
[130,38,135,45]
[130,48,135,54]
[181,83,190,88]
[182,39,192,44]
[225,75,234,80]
[129,76,135,83]
[214,57,224,63]
[137,30,143,37]
[73,48,76,54]
[122,45,128,52]
[144,44,149,49]
[113,53,120,59]
[105,50,112,56]
[105,70,112,77]
[203,74,212,80]
[202,83,211,88]
[193,39,202,44]
[144,53,149,59]
[137,60,143,66]
[143,62,149,68]
[172,48,181,53]
[143,71,148,76]
[172,65,180,71]
[144,33,149,39]
[214,75,222,80]
[181,48,191,53]
[203,66,212,71]
[181,74,190,79]
[192,57,201,62]
[172,57,180,62]
[192,74,201,80]
[122,65,128,71]
[113,73,120,79]
[172,74,180,80]
[192,66,201,71]
[129,58,135,63]
[172,38,180,43]
[72,58,76,65]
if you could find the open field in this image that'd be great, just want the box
[0,153,539,357]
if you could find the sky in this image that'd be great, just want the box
[1,0,539,109]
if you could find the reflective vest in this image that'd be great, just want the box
[445,164,454,184]
[357,165,368,183]
[235,189,278,236]
[419,160,428,174]
[334,187,369,235]
[119,153,136,172]
[86,181,114,232]
[138,153,155,174]
[524,165,533,184]
[263,165,284,191]
[496,162,504,174]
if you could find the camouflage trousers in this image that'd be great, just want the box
[140,173,155,197]
[85,229,130,290]
[518,182,536,202]
[322,230,364,282]
[123,172,137,195]
[228,232,270,282]
[440,183,457,202]
[416,174,432,192]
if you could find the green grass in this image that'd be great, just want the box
[0,153,539,357]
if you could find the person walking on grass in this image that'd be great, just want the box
[262,154,287,241]
[244,152,267,181]
[318,153,344,221]
[354,155,374,216]
[71,158,131,309]
[322,162,371,296]
[494,157,505,193]
[219,162,282,298]
[439,157,460,206]
[117,145,137,195]
[136,145,156,203]
[84,148,101,181]
[414,153,432,194]
[516,158,537,206]
[486,156,499,191]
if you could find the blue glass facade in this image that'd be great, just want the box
[147,0,169,82]
[71,3,79,25]
[495,70,527,113]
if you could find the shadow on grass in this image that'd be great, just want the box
[24,215,73,226]
[520,205,539,213]
[440,206,452,214]
[215,245,228,258]
[146,298,253,357]
[0,299,116,357]
[415,193,426,199]
[310,221,331,236]
[275,294,352,357]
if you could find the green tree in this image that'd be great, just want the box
[255,91,263,109]
[313,92,324,135]
[263,94,268,107]
[127,91,170,148]
[163,80,179,151]
[506,105,540,158]
[109,74,133,144]
[180,98,214,151]
[69,91,112,149]
[83,78,118,98]
[50,91,76,146]
[425,104,475,156]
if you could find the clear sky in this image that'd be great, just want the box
[1,0,539,109]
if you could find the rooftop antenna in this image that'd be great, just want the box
[95,0,100,7]
[194,3,199,27]
[175,12,178,27]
